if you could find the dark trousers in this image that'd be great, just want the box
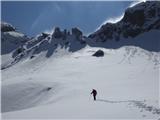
[93,95,96,101]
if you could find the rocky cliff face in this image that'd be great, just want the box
[1,22,29,55]
[1,22,16,32]
[88,1,160,41]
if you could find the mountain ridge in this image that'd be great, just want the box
[1,1,160,69]
[89,1,160,40]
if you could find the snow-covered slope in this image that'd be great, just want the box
[1,22,29,69]
[1,1,160,119]
[88,29,160,51]
[2,45,160,119]
[1,23,87,69]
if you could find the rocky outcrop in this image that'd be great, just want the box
[92,50,104,57]
[1,22,16,32]
[52,27,62,38]
[52,27,67,40]
[89,1,160,41]
[1,23,29,55]
[72,27,83,40]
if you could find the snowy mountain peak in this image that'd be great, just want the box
[1,22,29,54]
[1,22,16,32]
[89,1,160,40]
[1,1,160,70]
[123,1,160,28]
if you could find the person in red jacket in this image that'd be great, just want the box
[91,89,97,101]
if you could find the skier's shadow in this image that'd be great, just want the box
[97,99,137,104]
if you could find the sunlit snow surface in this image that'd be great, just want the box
[2,44,160,119]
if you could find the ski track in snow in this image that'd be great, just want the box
[97,99,160,116]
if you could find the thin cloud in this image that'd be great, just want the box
[54,3,61,12]
[30,13,44,32]
[30,3,62,33]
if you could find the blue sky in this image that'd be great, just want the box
[2,1,134,37]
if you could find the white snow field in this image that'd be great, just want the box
[1,1,160,119]
[2,42,160,119]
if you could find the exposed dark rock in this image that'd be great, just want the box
[123,9,145,26]
[1,22,16,32]
[52,27,68,40]
[52,27,62,38]
[46,87,52,91]
[72,27,83,40]
[89,1,160,41]
[47,36,51,40]
[42,32,49,38]
[147,19,160,30]
[114,33,120,41]
[123,26,142,38]
[88,34,96,39]
[92,50,104,57]
[30,55,35,59]
[54,43,58,47]
[80,40,86,44]
[148,8,156,18]
[65,41,69,45]
[12,46,25,58]
[37,33,49,41]
[67,31,70,35]
[62,29,67,40]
